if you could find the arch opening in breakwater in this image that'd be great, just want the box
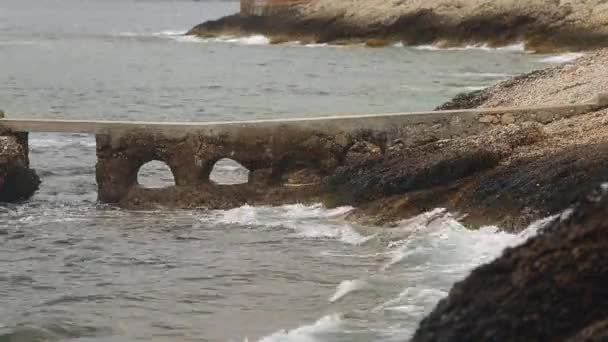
[137,160,176,189]
[1,95,607,209]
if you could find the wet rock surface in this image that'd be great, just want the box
[339,52,608,231]
[412,185,608,342]
[0,133,40,202]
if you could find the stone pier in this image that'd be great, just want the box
[0,97,606,207]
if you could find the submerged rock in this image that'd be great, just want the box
[412,185,608,341]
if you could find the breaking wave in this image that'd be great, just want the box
[255,209,552,341]
[414,42,527,52]
[207,204,371,245]
[539,52,585,64]
[118,30,272,45]
[257,314,343,342]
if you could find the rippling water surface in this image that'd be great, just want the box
[0,0,567,340]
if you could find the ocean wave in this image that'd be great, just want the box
[380,210,540,272]
[257,314,343,342]
[539,52,585,64]
[462,85,488,91]
[152,30,188,37]
[453,72,513,78]
[218,35,270,45]
[329,279,369,302]
[151,32,272,45]
[157,32,271,45]
[304,43,330,48]
[207,204,371,245]
[117,30,186,37]
[415,42,527,52]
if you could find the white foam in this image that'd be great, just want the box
[117,30,187,38]
[257,314,343,342]
[171,35,205,43]
[304,43,329,48]
[294,223,374,245]
[539,52,584,64]
[243,208,559,341]
[152,30,188,37]
[116,32,139,37]
[208,204,370,245]
[329,279,368,302]
[373,211,551,317]
[454,72,513,78]
[415,42,527,52]
[462,86,487,91]
[206,34,270,45]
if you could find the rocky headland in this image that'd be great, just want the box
[188,0,608,51]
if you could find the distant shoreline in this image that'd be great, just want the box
[188,0,608,52]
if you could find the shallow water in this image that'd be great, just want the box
[0,0,571,340]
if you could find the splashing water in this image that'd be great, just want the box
[253,209,549,341]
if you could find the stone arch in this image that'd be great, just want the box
[209,158,250,185]
[136,160,176,188]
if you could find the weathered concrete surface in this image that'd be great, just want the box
[1,101,601,209]
[0,130,40,202]
[412,185,608,342]
[95,126,346,207]
[88,100,604,209]
[188,0,608,51]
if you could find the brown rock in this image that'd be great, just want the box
[344,141,383,165]
[478,114,498,123]
[501,113,516,124]
[412,185,608,342]
[0,133,40,202]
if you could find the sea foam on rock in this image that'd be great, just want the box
[412,185,608,341]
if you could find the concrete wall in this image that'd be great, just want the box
[92,101,605,207]
[1,97,606,208]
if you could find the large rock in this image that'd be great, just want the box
[0,134,40,202]
[188,0,608,51]
[412,185,608,342]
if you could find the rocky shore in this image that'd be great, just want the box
[0,130,40,202]
[412,185,608,341]
[107,49,608,235]
[343,49,608,341]
[326,49,608,232]
[188,0,608,51]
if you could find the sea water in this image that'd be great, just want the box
[0,0,576,340]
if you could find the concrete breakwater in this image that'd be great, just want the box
[0,99,606,213]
